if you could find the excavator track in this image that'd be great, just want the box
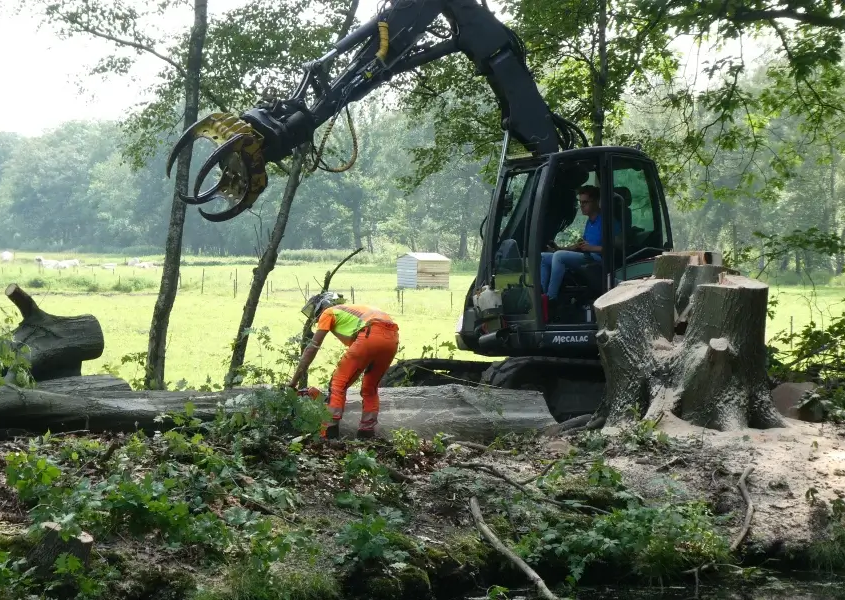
[382,356,606,422]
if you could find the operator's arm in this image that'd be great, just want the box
[288,329,329,389]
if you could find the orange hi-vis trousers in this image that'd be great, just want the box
[325,320,399,434]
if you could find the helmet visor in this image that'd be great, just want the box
[301,298,318,319]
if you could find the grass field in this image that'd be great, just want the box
[3,250,843,389]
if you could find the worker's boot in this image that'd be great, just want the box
[323,423,340,440]
[356,429,375,440]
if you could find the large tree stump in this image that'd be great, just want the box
[592,254,786,431]
[25,522,93,577]
[5,284,104,381]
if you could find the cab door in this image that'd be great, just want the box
[605,152,673,285]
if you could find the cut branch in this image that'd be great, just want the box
[469,497,562,600]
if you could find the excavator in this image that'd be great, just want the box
[166,0,681,421]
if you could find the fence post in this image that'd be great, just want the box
[401,289,404,315]
[351,287,355,303]
[201,269,205,294]
[790,316,794,349]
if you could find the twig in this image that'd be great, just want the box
[386,466,414,483]
[469,497,564,600]
[656,456,686,472]
[452,440,511,454]
[99,437,124,466]
[519,460,558,485]
[456,462,610,515]
[730,465,755,552]
[44,429,90,439]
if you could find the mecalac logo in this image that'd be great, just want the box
[552,334,589,343]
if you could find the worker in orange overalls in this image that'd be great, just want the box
[287,291,399,440]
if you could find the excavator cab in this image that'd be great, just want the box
[457,144,673,358]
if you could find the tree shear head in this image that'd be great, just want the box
[166,113,268,222]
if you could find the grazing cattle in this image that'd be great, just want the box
[35,256,59,269]
[36,256,80,269]
[127,257,141,266]
[1,251,13,263]
[135,262,155,269]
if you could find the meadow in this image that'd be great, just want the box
[3,250,843,389]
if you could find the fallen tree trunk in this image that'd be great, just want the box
[592,255,785,431]
[0,376,555,442]
[4,284,104,381]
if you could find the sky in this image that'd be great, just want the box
[0,0,769,138]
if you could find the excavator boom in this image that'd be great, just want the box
[166,0,587,221]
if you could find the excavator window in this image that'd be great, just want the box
[493,169,536,274]
[610,156,664,256]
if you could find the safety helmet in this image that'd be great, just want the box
[301,291,345,320]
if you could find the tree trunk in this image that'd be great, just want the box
[592,254,785,431]
[350,190,364,249]
[458,229,468,260]
[224,0,359,388]
[4,284,104,381]
[0,376,554,443]
[145,0,208,390]
[225,151,306,387]
[590,0,608,146]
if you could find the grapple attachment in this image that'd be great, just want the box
[166,112,268,222]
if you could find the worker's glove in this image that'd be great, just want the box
[166,112,268,222]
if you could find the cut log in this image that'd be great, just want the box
[592,254,786,431]
[5,284,105,381]
[26,522,93,577]
[0,376,554,442]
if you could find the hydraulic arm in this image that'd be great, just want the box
[166,0,588,221]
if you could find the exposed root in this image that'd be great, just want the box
[731,465,755,552]
[683,464,755,595]
[469,497,565,600]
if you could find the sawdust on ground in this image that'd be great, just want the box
[597,414,845,555]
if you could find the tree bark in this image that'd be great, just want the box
[145,0,208,390]
[0,376,554,443]
[592,254,786,431]
[225,150,306,388]
[5,284,104,381]
[590,0,608,146]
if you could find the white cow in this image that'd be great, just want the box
[127,257,141,266]
[56,259,80,269]
[135,261,155,269]
[1,251,13,263]
[35,256,59,269]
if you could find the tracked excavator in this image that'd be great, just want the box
[167,0,688,422]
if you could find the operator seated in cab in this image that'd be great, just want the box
[540,184,620,308]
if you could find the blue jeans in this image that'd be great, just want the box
[540,251,594,299]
